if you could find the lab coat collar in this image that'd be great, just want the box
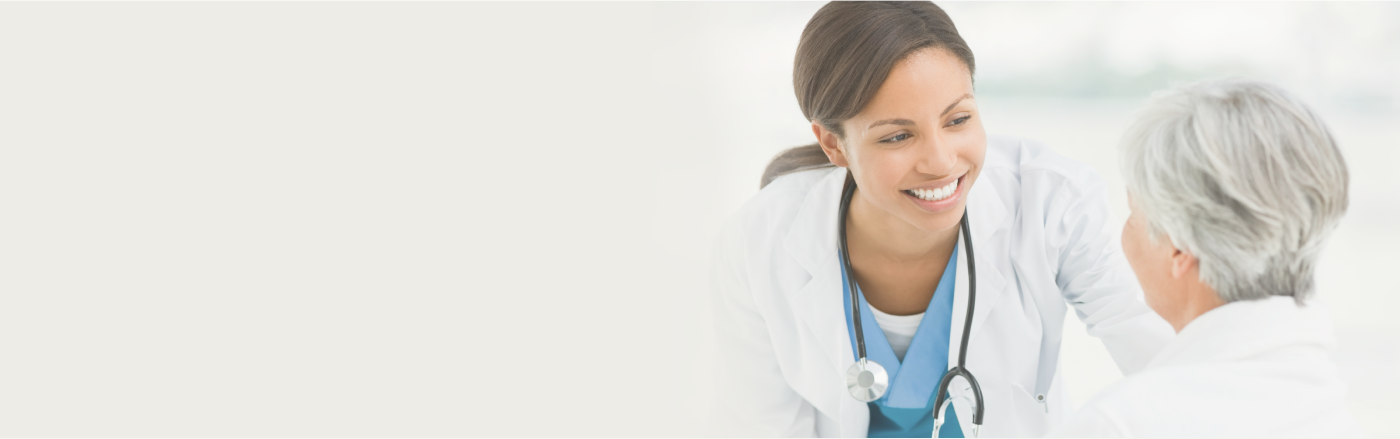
[782,168,846,278]
[1146,296,1337,370]
[782,166,1009,435]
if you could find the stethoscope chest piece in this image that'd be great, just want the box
[845,357,889,402]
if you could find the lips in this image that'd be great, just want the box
[904,177,958,201]
[901,174,966,212]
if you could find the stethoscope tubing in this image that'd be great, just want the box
[838,172,868,361]
[934,209,985,427]
[838,171,986,431]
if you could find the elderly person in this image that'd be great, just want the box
[1052,79,1367,437]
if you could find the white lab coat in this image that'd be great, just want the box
[1050,296,1368,438]
[709,135,1176,437]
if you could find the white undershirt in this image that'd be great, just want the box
[868,304,925,362]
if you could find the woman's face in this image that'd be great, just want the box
[817,48,986,235]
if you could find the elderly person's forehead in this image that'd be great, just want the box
[1118,79,1348,303]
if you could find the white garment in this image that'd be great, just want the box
[867,305,923,362]
[1050,296,1368,437]
[709,134,1176,437]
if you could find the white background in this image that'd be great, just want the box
[0,2,1395,437]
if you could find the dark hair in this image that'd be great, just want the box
[760,1,976,188]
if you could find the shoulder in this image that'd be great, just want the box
[983,133,1107,196]
[1079,367,1197,408]
[714,166,841,258]
[1064,361,1348,437]
[1052,369,1194,437]
[980,134,1112,227]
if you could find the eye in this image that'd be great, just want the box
[946,115,971,127]
[880,133,912,143]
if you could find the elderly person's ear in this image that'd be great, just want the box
[1170,249,1197,279]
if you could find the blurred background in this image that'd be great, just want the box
[0,2,1395,437]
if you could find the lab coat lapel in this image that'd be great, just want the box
[783,168,871,436]
[948,175,1008,371]
[795,265,872,437]
[784,168,849,377]
[783,168,847,284]
[940,175,1009,436]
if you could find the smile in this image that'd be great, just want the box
[903,177,959,201]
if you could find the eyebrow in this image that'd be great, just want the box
[867,118,916,129]
[865,93,975,130]
[940,93,974,117]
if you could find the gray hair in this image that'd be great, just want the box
[1120,79,1349,303]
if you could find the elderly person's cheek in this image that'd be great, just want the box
[1122,213,1165,315]
[1121,214,1145,278]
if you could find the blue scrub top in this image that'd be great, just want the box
[841,243,963,438]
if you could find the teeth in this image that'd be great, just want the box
[906,178,960,202]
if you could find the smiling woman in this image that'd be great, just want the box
[712,1,1177,437]
[826,48,980,320]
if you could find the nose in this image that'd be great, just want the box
[914,135,958,178]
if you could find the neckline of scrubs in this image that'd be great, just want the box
[841,242,963,437]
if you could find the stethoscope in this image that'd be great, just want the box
[837,172,985,438]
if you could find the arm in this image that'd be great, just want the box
[1033,166,1174,375]
[707,221,816,437]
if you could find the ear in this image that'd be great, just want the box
[811,122,849,168]
[1170,247,1198,279]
